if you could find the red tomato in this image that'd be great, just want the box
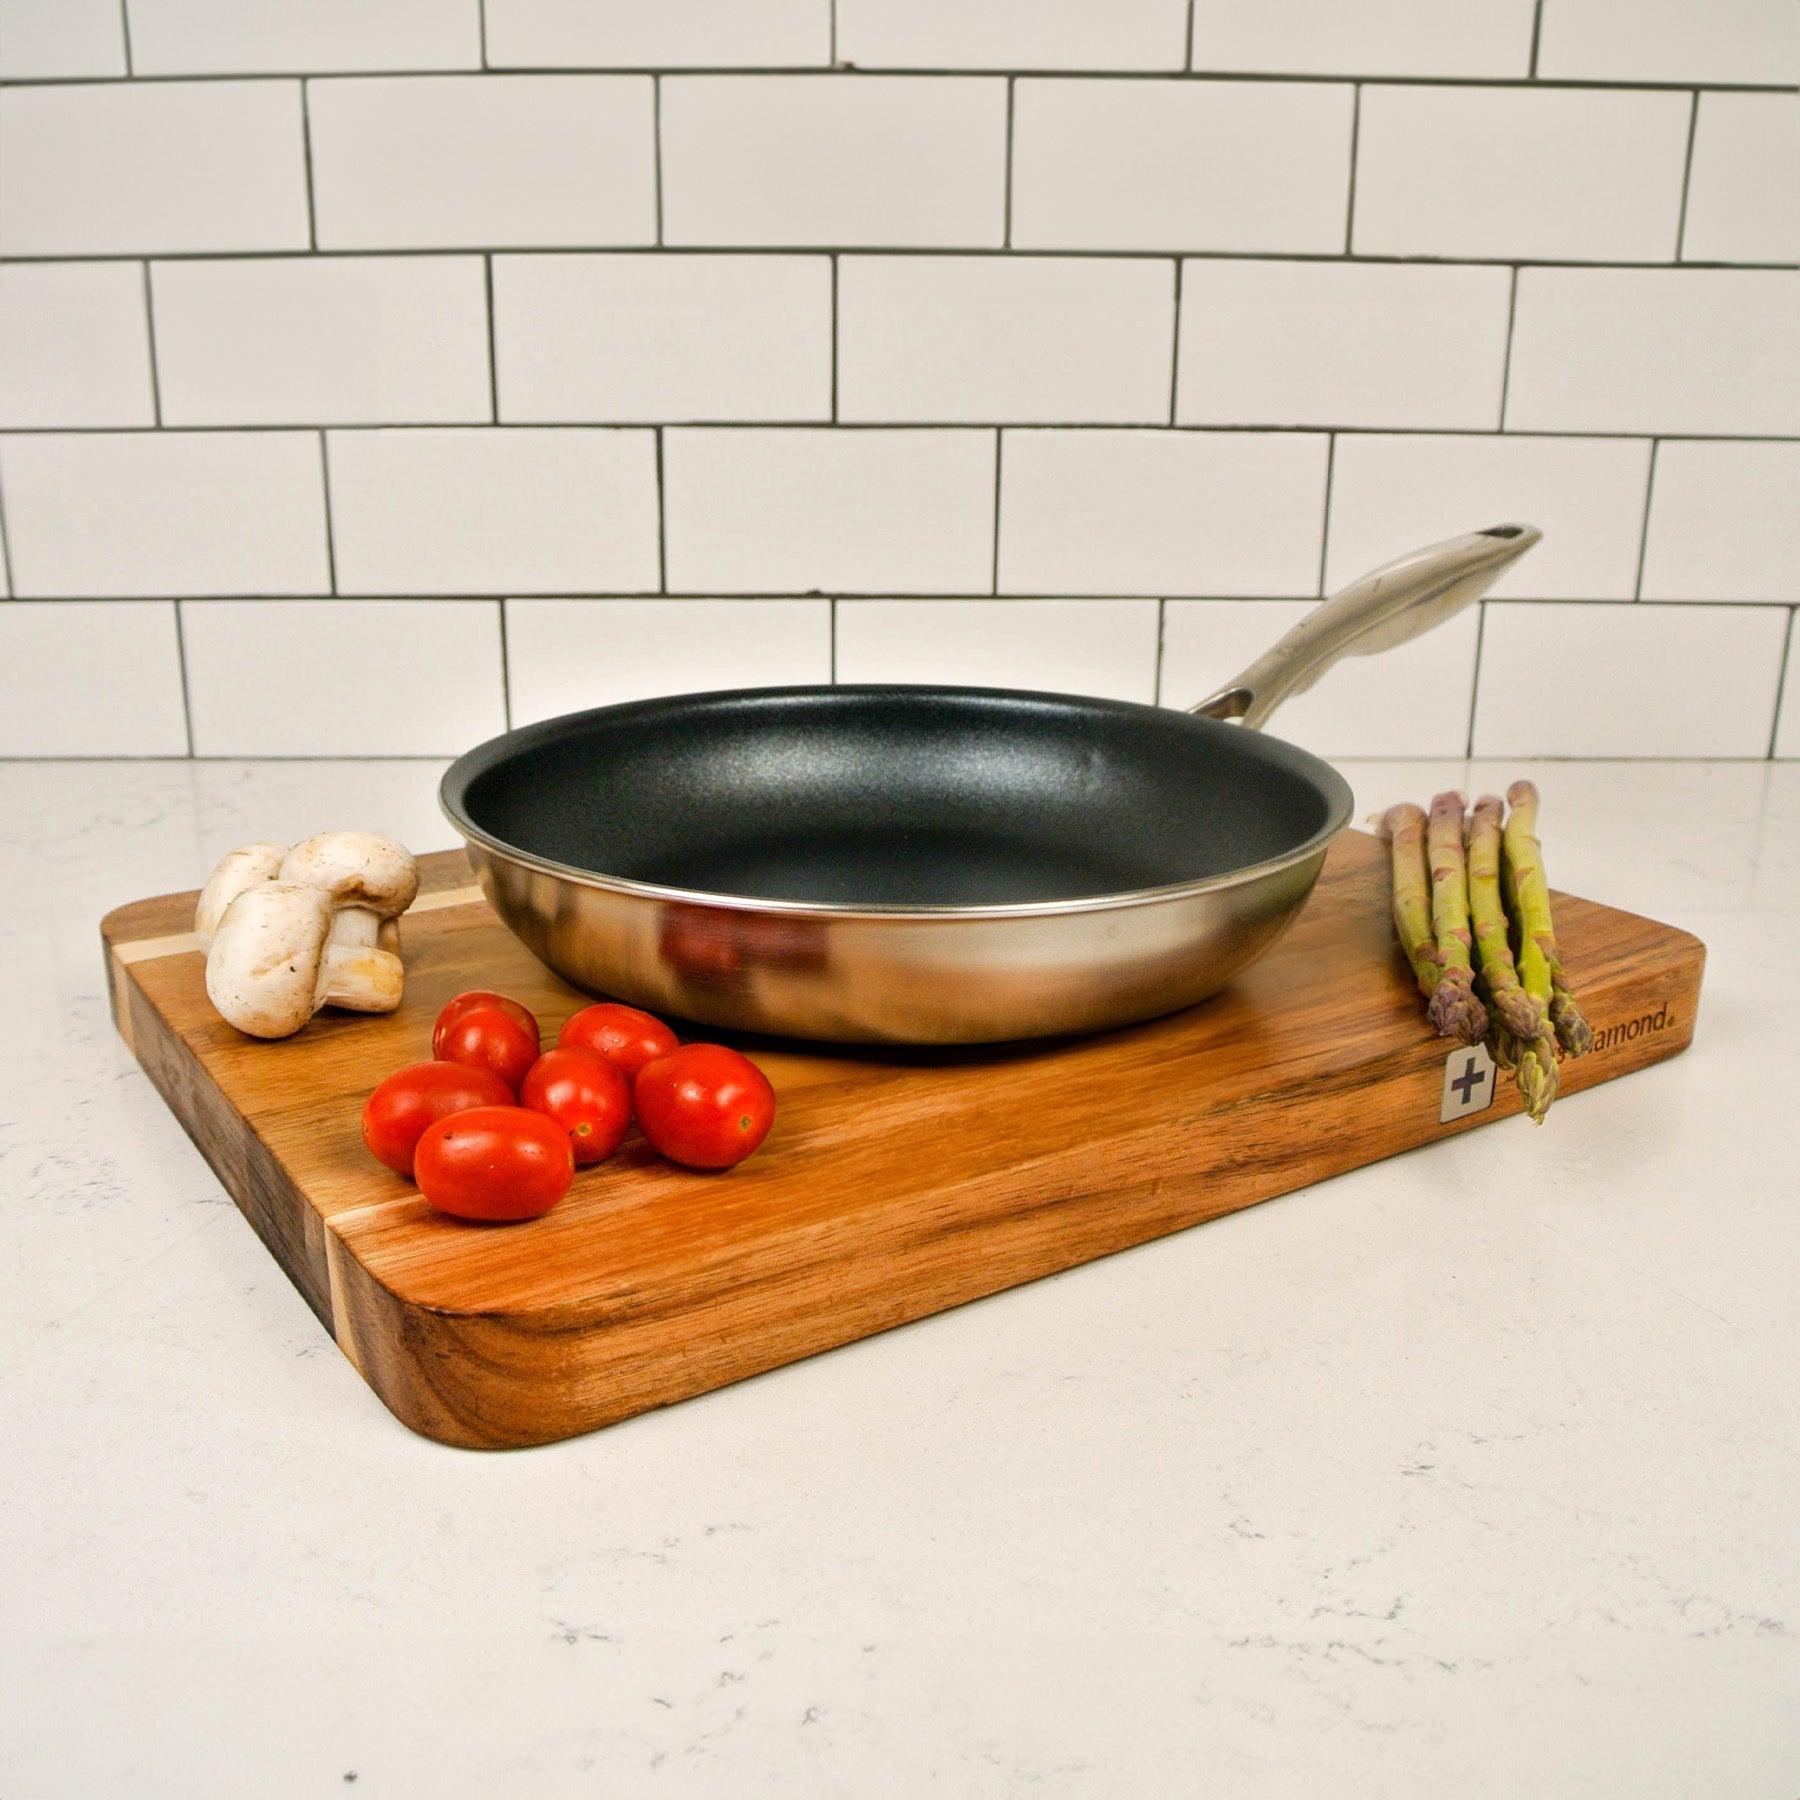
[436,1004,539,1095]
[413,1105,573,1222]
[361,1061,513,1176]
[432,990,539,1060]
[558,1001,678,1080]
[519,1046,631,1166]
[633,1043,776,1170]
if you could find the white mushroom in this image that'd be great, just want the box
[205,883,405,1039]
[194,841,288,949]
[278,831,418,962]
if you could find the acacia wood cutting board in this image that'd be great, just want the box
[101,831,1704,1450]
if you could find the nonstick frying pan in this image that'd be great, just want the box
[442,524,1540,1044]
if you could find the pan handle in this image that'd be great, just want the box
[1189,523,1542,729]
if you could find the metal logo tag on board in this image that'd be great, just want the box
[1440,1041,1498,1123]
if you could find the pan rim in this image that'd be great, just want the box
[438,684,1357,922]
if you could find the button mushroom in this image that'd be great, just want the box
[193,841,287,949]
[278,832,419,965]
[205,882,405,1039]
[196,831,419,1038]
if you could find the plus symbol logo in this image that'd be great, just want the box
[1439,1041,1498,1123]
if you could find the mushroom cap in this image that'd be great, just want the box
[194,841,288,948]
[204,882,334,1039]
[279,831,418,919]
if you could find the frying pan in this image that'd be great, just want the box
[442,524,1540,1044]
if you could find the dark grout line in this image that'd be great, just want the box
[652,75,664,245]
[117,0,134,76]
[0,419,1795,449]
[496,597,512,727]
[654,425,667,593]
[3,245,1794,269]
[1002,77,1016,247]
[1767,607,1797,758]
[829,0,838,68]
[1183,0,1196,72]
[829,253,840,421]
[1166,259,1183,424]
[477,0,489,70]
[989,431,1004,595]
[140,261,163,426]
[1464,600,1489,757]
[1527,0,1545,79]
[1674,90,1700,260]
[298,79,319,250]
[0,458,16,596]
[317,430,338,593]
[1153,596,1168,704]
[483,254,498,421]
[829,595,838,681]
[1496,264,1520,429]
[1632,438,1661,597]
[1342,85,1361,253]
[1315,433,1336,597]
[1,66,1792,90]
[171,598,196,755]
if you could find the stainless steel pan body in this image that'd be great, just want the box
[441,526,1539,1043]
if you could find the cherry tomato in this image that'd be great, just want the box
[558,1001,678,1080]
[519,1046,632,1166]
[436,1004,539,1095]
[432,990,539,1060]
[633,1043,776,1170]
[361,1060,513,1176]
[413,1105,573,1222]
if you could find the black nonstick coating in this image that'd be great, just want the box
[443,686,1350,910]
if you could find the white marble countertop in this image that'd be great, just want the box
[3,756,1796,1798]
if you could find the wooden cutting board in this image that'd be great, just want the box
[102,832,1704,1450]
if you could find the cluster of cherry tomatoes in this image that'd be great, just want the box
[361,991,777,1222]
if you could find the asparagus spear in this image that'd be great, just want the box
[1423,792,1489,1046]
[1503,780,1593,1058]
[1465,796,1542,1041]
[1377,803,1442,1000]
[1468,793,1558,1123]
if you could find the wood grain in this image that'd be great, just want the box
[102,833,1705,1450]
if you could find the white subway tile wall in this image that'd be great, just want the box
[1010,79,1353,253]
[493,254,832,423]
[150,256,492,426]
[180,598,506,756]
[1640,441,1800,602]
[123,1,484,76]
[835,0,1189,72]
[0,601,187,755]
[664,427,995,593]
[0,430,331,596]
[837,256,1174,423]
[0,262,156,428]
[1174,260,1511,430]
[483,1,831,71]
[661,77,1008,247]
[324,428,660,594]
[1680,94,1800,266]
[1189,0,1536,79]
[834,598,1162,701]
[505,597,832,724]
[0,0,126,79]
[306,76,657,251]
[1351,86,1691,262]
[0,1,1792,759]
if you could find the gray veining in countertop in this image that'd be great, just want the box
[2,758,1797,1798]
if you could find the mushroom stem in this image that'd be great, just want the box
[318,942,406,1013]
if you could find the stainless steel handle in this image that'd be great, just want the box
[1190,523,1542,729]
